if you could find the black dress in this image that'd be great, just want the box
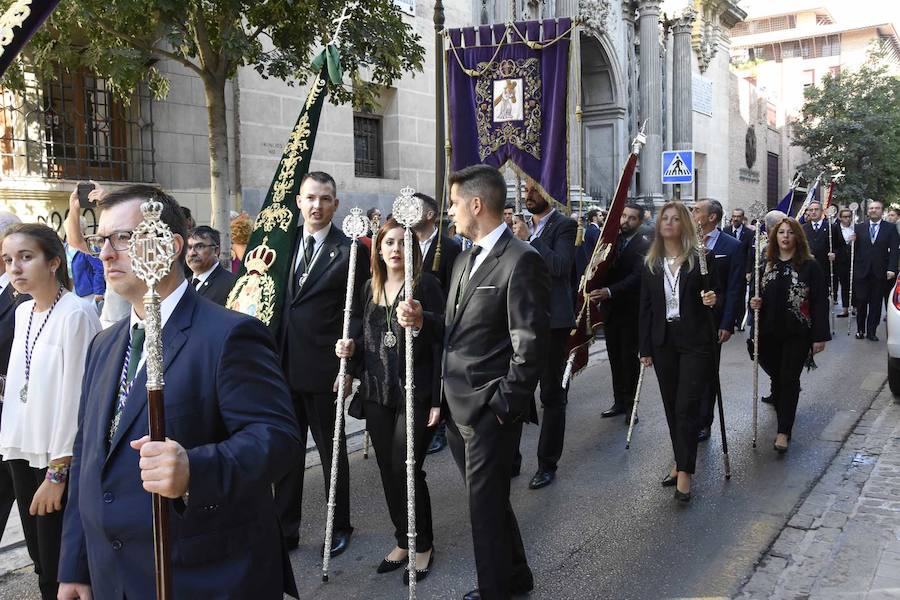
[753,258,830,436]
[352,273,444,552]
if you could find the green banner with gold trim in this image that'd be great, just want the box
[227,46,340,335]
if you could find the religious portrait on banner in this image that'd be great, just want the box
[493,79,522,122]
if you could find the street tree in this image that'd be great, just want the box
[792,48,900,204]
[0,0,425,257]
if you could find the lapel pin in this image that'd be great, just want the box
[330,251,336,258]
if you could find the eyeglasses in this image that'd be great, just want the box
[84,230,134,255]
[187,243,218,252]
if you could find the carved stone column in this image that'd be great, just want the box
[672,7,695,153]
[638,0,663,204]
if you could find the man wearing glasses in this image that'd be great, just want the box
[185,226,236,306]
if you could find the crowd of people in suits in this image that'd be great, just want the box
[0,167,893,600]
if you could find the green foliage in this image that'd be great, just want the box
[793,48,900,203]
[0,0,425,108]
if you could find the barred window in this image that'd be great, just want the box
[353,114,383,178]
[1,68,154,182]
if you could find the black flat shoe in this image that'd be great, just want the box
[868,334,880,342]
[601,405,625,418]
[377,554,406,574]
[836,312,849,318]
[761,395,775,405]
[463,590,482,600]
[674,489,691,503]
[403,549,435,585]
[528,470,555,490]
[321,530,352,558]
[855,332,866,339]
[661,473,677,487]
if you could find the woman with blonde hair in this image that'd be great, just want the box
[639,202,718,503]
[749,217,829,453]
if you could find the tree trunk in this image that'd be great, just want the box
[202,75,233,267]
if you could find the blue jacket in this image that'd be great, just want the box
[709,230,744,332]
[71,251,105,297]
[59,288,301,599]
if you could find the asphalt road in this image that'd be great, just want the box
[0,319,888,599]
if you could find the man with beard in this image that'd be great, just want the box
[590,204,650,421]
[510,180,576,490]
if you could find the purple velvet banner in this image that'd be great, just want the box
[447,18,571,205]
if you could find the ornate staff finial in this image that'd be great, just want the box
[747,199,767,221]
[342,206,369,240]
[392,186,424,229]
[129,199,177,291]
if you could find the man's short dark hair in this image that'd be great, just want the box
[190,225,220,248]
[99,184,189,264]
[366,207,381,220]
[586,209,599,222]
[413,193,439,214]
[623,202,645,220]
[700,198,724,224]
[839,208,852,217]
[869,198,884,208]
[300,171,337,196]
[504,202,515,212]
[732,207,745,217]
[448,165,507,216]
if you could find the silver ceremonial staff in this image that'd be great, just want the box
[625,364,645,449]
[748,200,767,449]
[322,206,369,583]
[393,187,424,599]
[827,204,838,335]
[129,198,176,600]
[362,211,381,461]
[848,201,859,336]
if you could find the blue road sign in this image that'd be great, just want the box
[662,150,694,184]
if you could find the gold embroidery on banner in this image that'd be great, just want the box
[227,236,278,325]
[475,58,541,161]
[0,0,33,57]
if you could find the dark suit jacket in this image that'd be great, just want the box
[723,224,753,270]
[708,231,743,332]
[192,264,237,307]
[603,232,650,320]
[59,288,301,599]
[574,222,601,284]
[0,285,28,374]
[280,224,370,394]
[529,210,577,330]
[853,221,900,280]
[802,220,845,277]
[442,228,550,426]
[422,233,461,294]
[639,260,721,356]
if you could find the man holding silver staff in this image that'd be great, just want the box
[58,185,302,600]
[441,165,550,599]
[835,207,855,318]
[850,199,898,341]
[802,201,845,306]
[274,171,369,556]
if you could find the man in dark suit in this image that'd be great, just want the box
[413,193,461,455]
[692,199,743,440]
[186,226,237,306]
[590,203,649,421]
[509,180,576,490]
[442,165,550,599]
[574,208,602,284]
[275,171,368,555]
[723,207,753,330]
[852,199,898,340]
[58,186,301,600]
[0,213,23,541]
[802,201,844,300]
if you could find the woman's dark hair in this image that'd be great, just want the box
[3,223,72,290]
[766,217,813,268]
[370,217,422,304]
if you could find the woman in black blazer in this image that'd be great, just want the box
[639,202,718,503]
[335,218,444,583]
[750,217,830,453]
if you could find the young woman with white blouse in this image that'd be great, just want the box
[0,223,101,600]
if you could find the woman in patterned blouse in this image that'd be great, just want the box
[750,217,831,453]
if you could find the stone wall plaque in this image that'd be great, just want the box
[692,75,713,116]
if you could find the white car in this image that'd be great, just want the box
[888,277,900,394]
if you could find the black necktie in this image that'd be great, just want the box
[296,236,316,285]
[191,277,200,289]
[456,246,483,306]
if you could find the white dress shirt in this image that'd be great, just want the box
[192,263,219,288]
[0,272,9,296]
[419,226,439,259]
[841,225,854,244]
[0,292,102,467]
[471,223,508,278]
[128,279,189,375]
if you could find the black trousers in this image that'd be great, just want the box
[835,261,850,308]
[855,274,885,336]
[652,322,714,474]
[734,277,749,329]
[7,460,65,600]
[604,315,641,412]
[274,390,352,541]
[365,400,436,552]
[758,336,809,436]
[512,328,568,474]
[447,411,530,600]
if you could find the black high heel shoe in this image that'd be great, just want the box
[403,548,435,585]
[661,473,678,487]
[377,553,407,574]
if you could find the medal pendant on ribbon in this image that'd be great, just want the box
[19,384,27,403]
[298,273,308,289]
[384,331,397,348]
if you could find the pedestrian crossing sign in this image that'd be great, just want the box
[662,150,694,184]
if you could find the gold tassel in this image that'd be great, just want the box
[575,220,584,247]
[432,240,442,271]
